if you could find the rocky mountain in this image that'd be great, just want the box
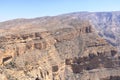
[0,11,119,80]
[59,11,120,52]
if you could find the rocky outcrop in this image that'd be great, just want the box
[0,12,119,80]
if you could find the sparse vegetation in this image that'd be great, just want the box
[0,12,119,80]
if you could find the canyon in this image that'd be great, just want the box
[0,11,120,80]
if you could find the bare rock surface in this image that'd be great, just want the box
[0,12,119,80]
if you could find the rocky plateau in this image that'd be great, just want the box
[0,11,120,80]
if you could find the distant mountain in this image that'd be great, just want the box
[0,11,120,51]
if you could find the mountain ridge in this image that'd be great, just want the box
[0,11,120,50]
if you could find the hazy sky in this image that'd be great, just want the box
[0,0,120,22]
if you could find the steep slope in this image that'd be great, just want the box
[1,12,120,49]
[0,12,119,80]
[57,11,120,52]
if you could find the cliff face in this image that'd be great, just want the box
[0,12,119,80]
[57,11,120,52]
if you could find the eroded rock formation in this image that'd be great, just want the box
[0,14,119,80]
